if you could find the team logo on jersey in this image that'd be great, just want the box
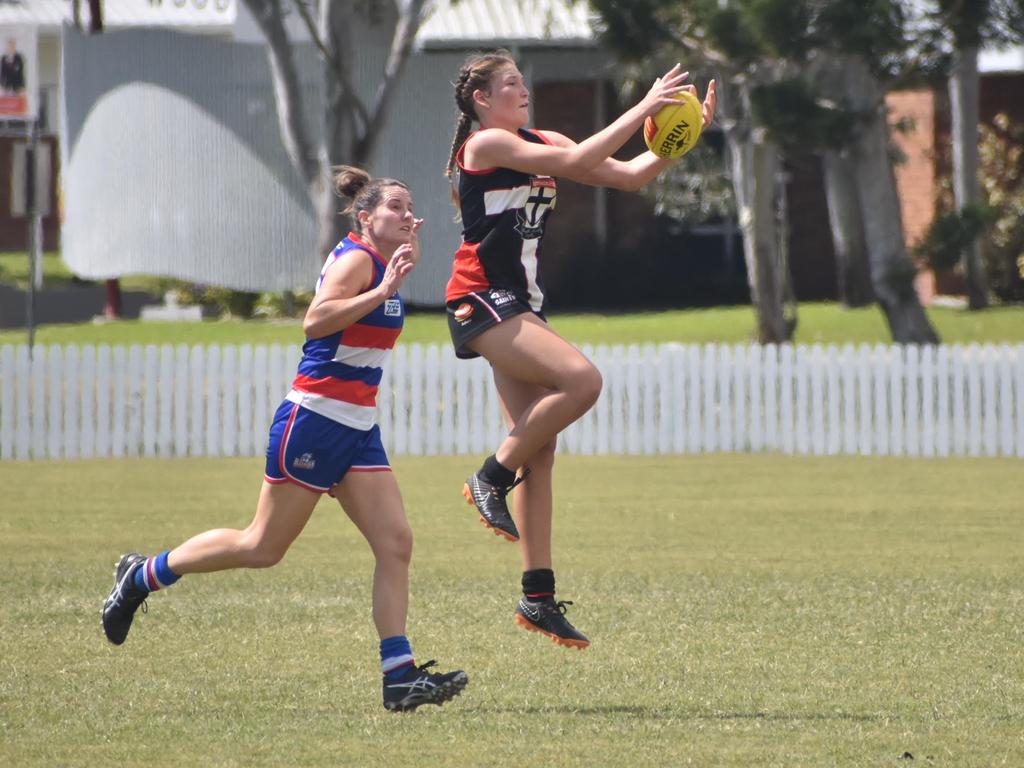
[293,452,316,470]
[454,302,474,323]
[384,298,402,317]
[515,176,557,240]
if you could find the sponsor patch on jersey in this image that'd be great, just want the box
[454,302,474,323]
[293,452,316,470]
[384,298,402,317]
[488,288,516,308]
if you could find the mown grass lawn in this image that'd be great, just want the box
[2,303,1024,347]
[1,454,1022,766]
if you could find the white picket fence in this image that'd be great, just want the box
[1,343,1023,461]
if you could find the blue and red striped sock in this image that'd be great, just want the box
[133,550,181,593]
[380,635,415,680]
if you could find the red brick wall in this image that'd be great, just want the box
[886,89,938,249]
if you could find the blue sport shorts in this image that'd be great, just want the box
[264,401,391,494]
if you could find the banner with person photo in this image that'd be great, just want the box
[0,25,37,120]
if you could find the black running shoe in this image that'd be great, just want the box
[382,660,468,712]
[102,553,149,645]
[515,597,590,649]
[462,470,529,542]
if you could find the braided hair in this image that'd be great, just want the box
[444,49,516,209]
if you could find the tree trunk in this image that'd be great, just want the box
[87,0,103,32]
[321,0,359,257]
[950,46,989,309]
[822,149,874,307]
[847,62,939,344]
[729,126,796,343]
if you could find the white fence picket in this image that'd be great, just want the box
[15,346,30,459]
[936,345,951,457]
[920,345,935,458]
[0,346,12,460]
[780,344,794,454]
[80,345,96,459]
[158,345,174,458]
[64,346,80,460]
[997,345,1013,457]
[45,346,61,459]
[1015,345,1024,458]
[111,346,127,458]
[252,345,270,459]
[982,344,997,457]
[189,345,205,458]
[96,346,111,459]
[173,345,189,458]
[748,344,763,453]
[905,345,920,457]
[220,346,237,457]
[889,346,904,457]
[237,345,254,458]
[687,344,702,452]
[952,345,967,455]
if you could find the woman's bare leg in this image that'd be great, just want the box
[167,480,320,574]
[467,313,601,471]
[331,470,412,639]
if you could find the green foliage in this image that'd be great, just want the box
[978,113,1024,301]
[744,0,813,59]
[817,0,907,70]
[914,204,992,272]
[3,454,1023,766]
[643,138,735,225]
[749,77,859,150]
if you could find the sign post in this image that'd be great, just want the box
[2,25,40,349]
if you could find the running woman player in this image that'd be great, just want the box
[102,167,467,712]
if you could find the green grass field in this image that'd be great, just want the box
[3,303,1024,347]
[2,455,1022,766]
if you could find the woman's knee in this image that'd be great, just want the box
[570,361,603,408]
[239,531,290,569]
[376,524,414,566]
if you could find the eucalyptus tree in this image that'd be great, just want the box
[242,0,429,258]
[593,0,940,342]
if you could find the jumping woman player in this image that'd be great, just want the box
[102,167,467,712]
[445,51,716,648]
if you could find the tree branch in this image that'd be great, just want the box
[355,0,428,161]
[289,0,370,129]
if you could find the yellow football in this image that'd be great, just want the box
[643,90,703,160]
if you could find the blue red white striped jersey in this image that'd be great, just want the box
[445,128,557,311]
[285,232,403,431]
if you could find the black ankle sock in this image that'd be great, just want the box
[480,454,516,487]
[522,568,555,600]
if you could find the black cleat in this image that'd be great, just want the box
[515,597,590,649]
[382,660,468,712]
[102,553,149,645]
[462,470,528,542]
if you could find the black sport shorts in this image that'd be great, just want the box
[446,288,544,360]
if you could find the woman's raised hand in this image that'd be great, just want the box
[638,63,692,118]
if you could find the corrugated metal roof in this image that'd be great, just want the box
[417,0,597,49]
[0,0,236,33]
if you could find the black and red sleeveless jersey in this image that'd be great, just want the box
[445,128,558,311]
